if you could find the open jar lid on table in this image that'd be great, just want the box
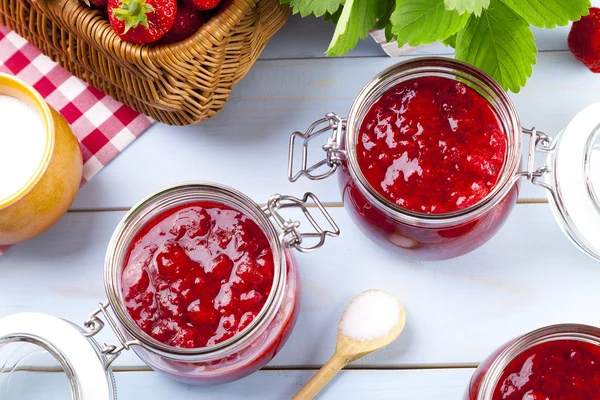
[539,103,600,260]
[0,312,117,399]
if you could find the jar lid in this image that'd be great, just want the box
[0,312,116,399]
[546,103,600,260]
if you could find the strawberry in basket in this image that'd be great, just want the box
[182,0,221,11]
[108,0,177,44]
[159,6,205,44]
[83,0,108,8]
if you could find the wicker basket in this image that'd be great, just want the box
[0,0,288,125]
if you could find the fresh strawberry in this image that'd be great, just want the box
[159,7,204,44]
[182,0,220,11]
[82,0,108,8]
[108,0,177,44]
[569,8,600,73]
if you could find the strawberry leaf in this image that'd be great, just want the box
[444,0,490,16]
[443,33,457,48]
[325,0,390,56]
[375,1,396,30]
[499,0,591,29]
[456,0,537,92]
[390,0,470,47]
[323,5,343,24]
[384,24,395,43]
[285,0,344,17]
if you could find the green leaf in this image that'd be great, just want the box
[443,33,457,48]
[323,5,343,24]
[499,0,591,28]
[444,0,490,16]
[455,0,537,92]
[287,0,344,17]
[384,24,395,43]
[373,1,397,43]
[325,0,386,56]
[375,0,396,29]
[390,0,470,47]
[113,0,153,33]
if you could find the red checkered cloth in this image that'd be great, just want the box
[0,25,154,254]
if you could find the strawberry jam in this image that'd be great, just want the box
[493,340,600,400]
[121,202,274,349]
[357,76,507,214]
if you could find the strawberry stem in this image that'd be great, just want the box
[113,0,155,34]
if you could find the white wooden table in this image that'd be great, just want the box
[2,12,600,399]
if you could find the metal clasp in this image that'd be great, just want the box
[83,302,139,370]
[263,192,340,253]
[288,113,346,182]
[515,127,555,189]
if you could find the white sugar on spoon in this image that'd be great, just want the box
[339,290,401,342]
[292,290,406,400]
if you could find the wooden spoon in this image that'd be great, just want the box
[292,290,406,400]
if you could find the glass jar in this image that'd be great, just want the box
[0,182,339,396]
[288,57,600,261]
[465,324,600,399]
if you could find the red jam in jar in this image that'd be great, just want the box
[357,76,507,214]
[493,340,600,400]
[121,202,274,349]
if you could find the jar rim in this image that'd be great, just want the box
[104,182,287,361]
[344,57,522,228]
[477,323,600,400]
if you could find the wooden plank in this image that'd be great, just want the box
[114,368,474,399]
[1,204,599,368]
[72,51,599,210]
[1,368,474,399]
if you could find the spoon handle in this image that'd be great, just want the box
[292,355,347,400]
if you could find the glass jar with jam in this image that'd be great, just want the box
[0,182,339,395]
[466,324,600,400]
[289,57,600,261]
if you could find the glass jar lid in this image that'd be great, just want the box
[0,312,116,399]
[543,103,600,261]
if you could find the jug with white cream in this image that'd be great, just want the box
[0,73,82,245]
